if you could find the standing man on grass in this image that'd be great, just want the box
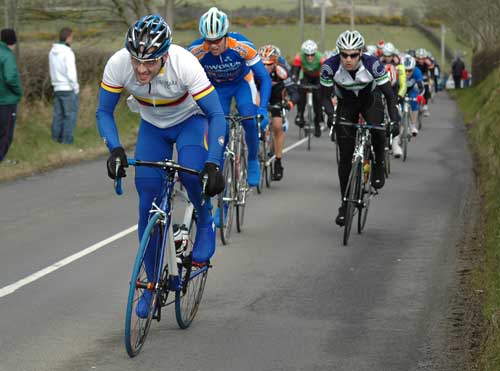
[49,27,79,144]
[0,28,22,164]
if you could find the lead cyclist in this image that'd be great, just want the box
[96,15,226,316]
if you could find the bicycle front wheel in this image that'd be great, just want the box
[306,104,312,151]
[384,144,391,178]
[219,156,235,245]
[125,212,163,357]
[175,212,209,329]
[358,160,373,233]
[258,136,267,193]
[236,140,248,232]
[417,107,423,130]
[343,160,361,246]
[402,114,409,162]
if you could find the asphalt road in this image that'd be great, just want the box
[0,92,472,371]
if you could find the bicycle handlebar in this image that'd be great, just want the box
[268,101,290,111]
[114,158,200,196]
[224,114,256,121]
[337,121,387,131]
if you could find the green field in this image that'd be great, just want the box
[70,23,463,70]
[187,0,422,12]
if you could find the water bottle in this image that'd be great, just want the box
[363,161,371,183]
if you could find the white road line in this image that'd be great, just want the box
[266,136,310,166]
[0,225,138,299]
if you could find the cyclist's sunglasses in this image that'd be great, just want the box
[340,52,361,59]
[205,37,225,45]
[130,55,162,67]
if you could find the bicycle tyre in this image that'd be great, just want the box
[306,104,312,151]
[175,212,209,329]
[219,156,235,245]
[384,147,390,178]
[343,160,361,246]
[417,106,423,130]
[266,161,272,186]
[335,139,340,166]
[236,139,247,233]
[257,134,266,194]
[402,114,409,162]
[358,159,372,233]
[125,212,163,357]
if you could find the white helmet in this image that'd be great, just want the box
[382,42,396,56]
[365,44,377,56]
[403,54,416,70]
[336,30,365,51]
[199,7,229,40]
[415,48,427,58]
[301,40,318,55]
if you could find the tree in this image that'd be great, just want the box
[18,0,186,28]
[425,0,500,51]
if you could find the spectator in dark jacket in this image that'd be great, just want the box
[451,53,465,89]
[0,28,23,163]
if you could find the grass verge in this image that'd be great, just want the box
[450,66,500,370]
[0,84,139,182]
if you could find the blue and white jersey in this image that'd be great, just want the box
[406,66,423,90]
[320,53,389,97]
[188,32,261,86]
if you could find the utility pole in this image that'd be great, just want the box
[4,0,19,59]
[313,0,332,52]
[350,0,355,27]
[164,0,174,27]
[440,23,446,70]
[320,3,326,52]
[299,0,304,43]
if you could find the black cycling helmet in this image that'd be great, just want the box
[125,14,172,60]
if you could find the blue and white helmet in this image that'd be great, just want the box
[199,7,229,40]
[336,30,365,51]
[126,14,172,60]
[403,54,416,70]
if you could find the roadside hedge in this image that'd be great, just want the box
[19,48,112,101]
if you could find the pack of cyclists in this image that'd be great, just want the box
[98,10,437,266]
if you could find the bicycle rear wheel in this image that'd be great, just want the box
[343,160,361,246]
[219,156,235,245]
[175,212,209,329]
[125,212,163,357]
[236,139,248,232]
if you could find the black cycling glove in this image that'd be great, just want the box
[199,162,225,197]
[106,146,128,180]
